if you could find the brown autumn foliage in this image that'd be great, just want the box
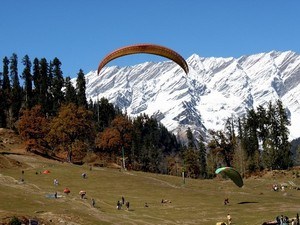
[17,105,49,153]
[95,115,133,154]
[46,103,96,162]
[96,127,120,151]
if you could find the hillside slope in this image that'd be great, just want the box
[0,129,299,224]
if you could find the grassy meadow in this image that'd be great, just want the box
[0,152,299,225]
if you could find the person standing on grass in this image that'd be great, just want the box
[117,200,121,210]
[91,198,95,207]
[21,170,25,182]
[125,201,130,210]
[227,214,232,225]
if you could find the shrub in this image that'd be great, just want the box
[9,216,21,225]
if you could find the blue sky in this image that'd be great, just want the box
[1,0,300,78]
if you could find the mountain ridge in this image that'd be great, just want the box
[83,50,300,140]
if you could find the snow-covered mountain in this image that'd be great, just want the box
[83,51,300,141]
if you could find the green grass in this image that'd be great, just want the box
[0,154,299,225]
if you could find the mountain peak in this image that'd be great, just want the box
[83,51,300,140]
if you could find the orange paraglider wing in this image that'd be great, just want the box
[97,44,189,75]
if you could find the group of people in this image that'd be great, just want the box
[262,213,300,225]
[276,215,295,225]
[161,199,172,204]
[276,215,289,225]
[116,196,130,210]
[275,213,300,225]
[272,184,286,192]
[51,172,97,208]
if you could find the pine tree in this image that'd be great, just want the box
[233,117,247,176]
[21,55,33,109]
[244,109,260,172]
[182,128,201,178]
[232,139,246,177]
[262,102,280,169]
[158,124,179,155]
[147,144,163,173]
[96,97,117,131]
[296,146,300,165]
[2,57,11,128]
[263,100,291,169]
[183,148,200,178]
[32,58,40,106]
[76,69,87,108]
[275,100,292,169]
[197,135,207,178]
[47,60,54,114]
[10,53,22,128]
[39,58,50,114]
[2,57,10,93]
[256,105,269,142]
[65,76,77,104]
[207,130,233,167]
[186,127,195,149]
[237,117,243,140]
[225,117,236,140]
[88,98,94,111]
[50,57,64,114]
[130,114,181,173]
[0,71,4,127]
[131,115,146,168]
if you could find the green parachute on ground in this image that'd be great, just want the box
[215,167,243,188]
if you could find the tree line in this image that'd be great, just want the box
[0,53,88,127]
[0,53,297,179]
[206,100,295,177]
[0,53,183,173]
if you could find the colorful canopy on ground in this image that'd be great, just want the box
[63,188,70,194]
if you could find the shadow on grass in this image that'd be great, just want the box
[0,151,23,155]
[238,201,259,204]
[1,149,60,161]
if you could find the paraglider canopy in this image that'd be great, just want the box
[97,43,189,75]
[215,167,243,188]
